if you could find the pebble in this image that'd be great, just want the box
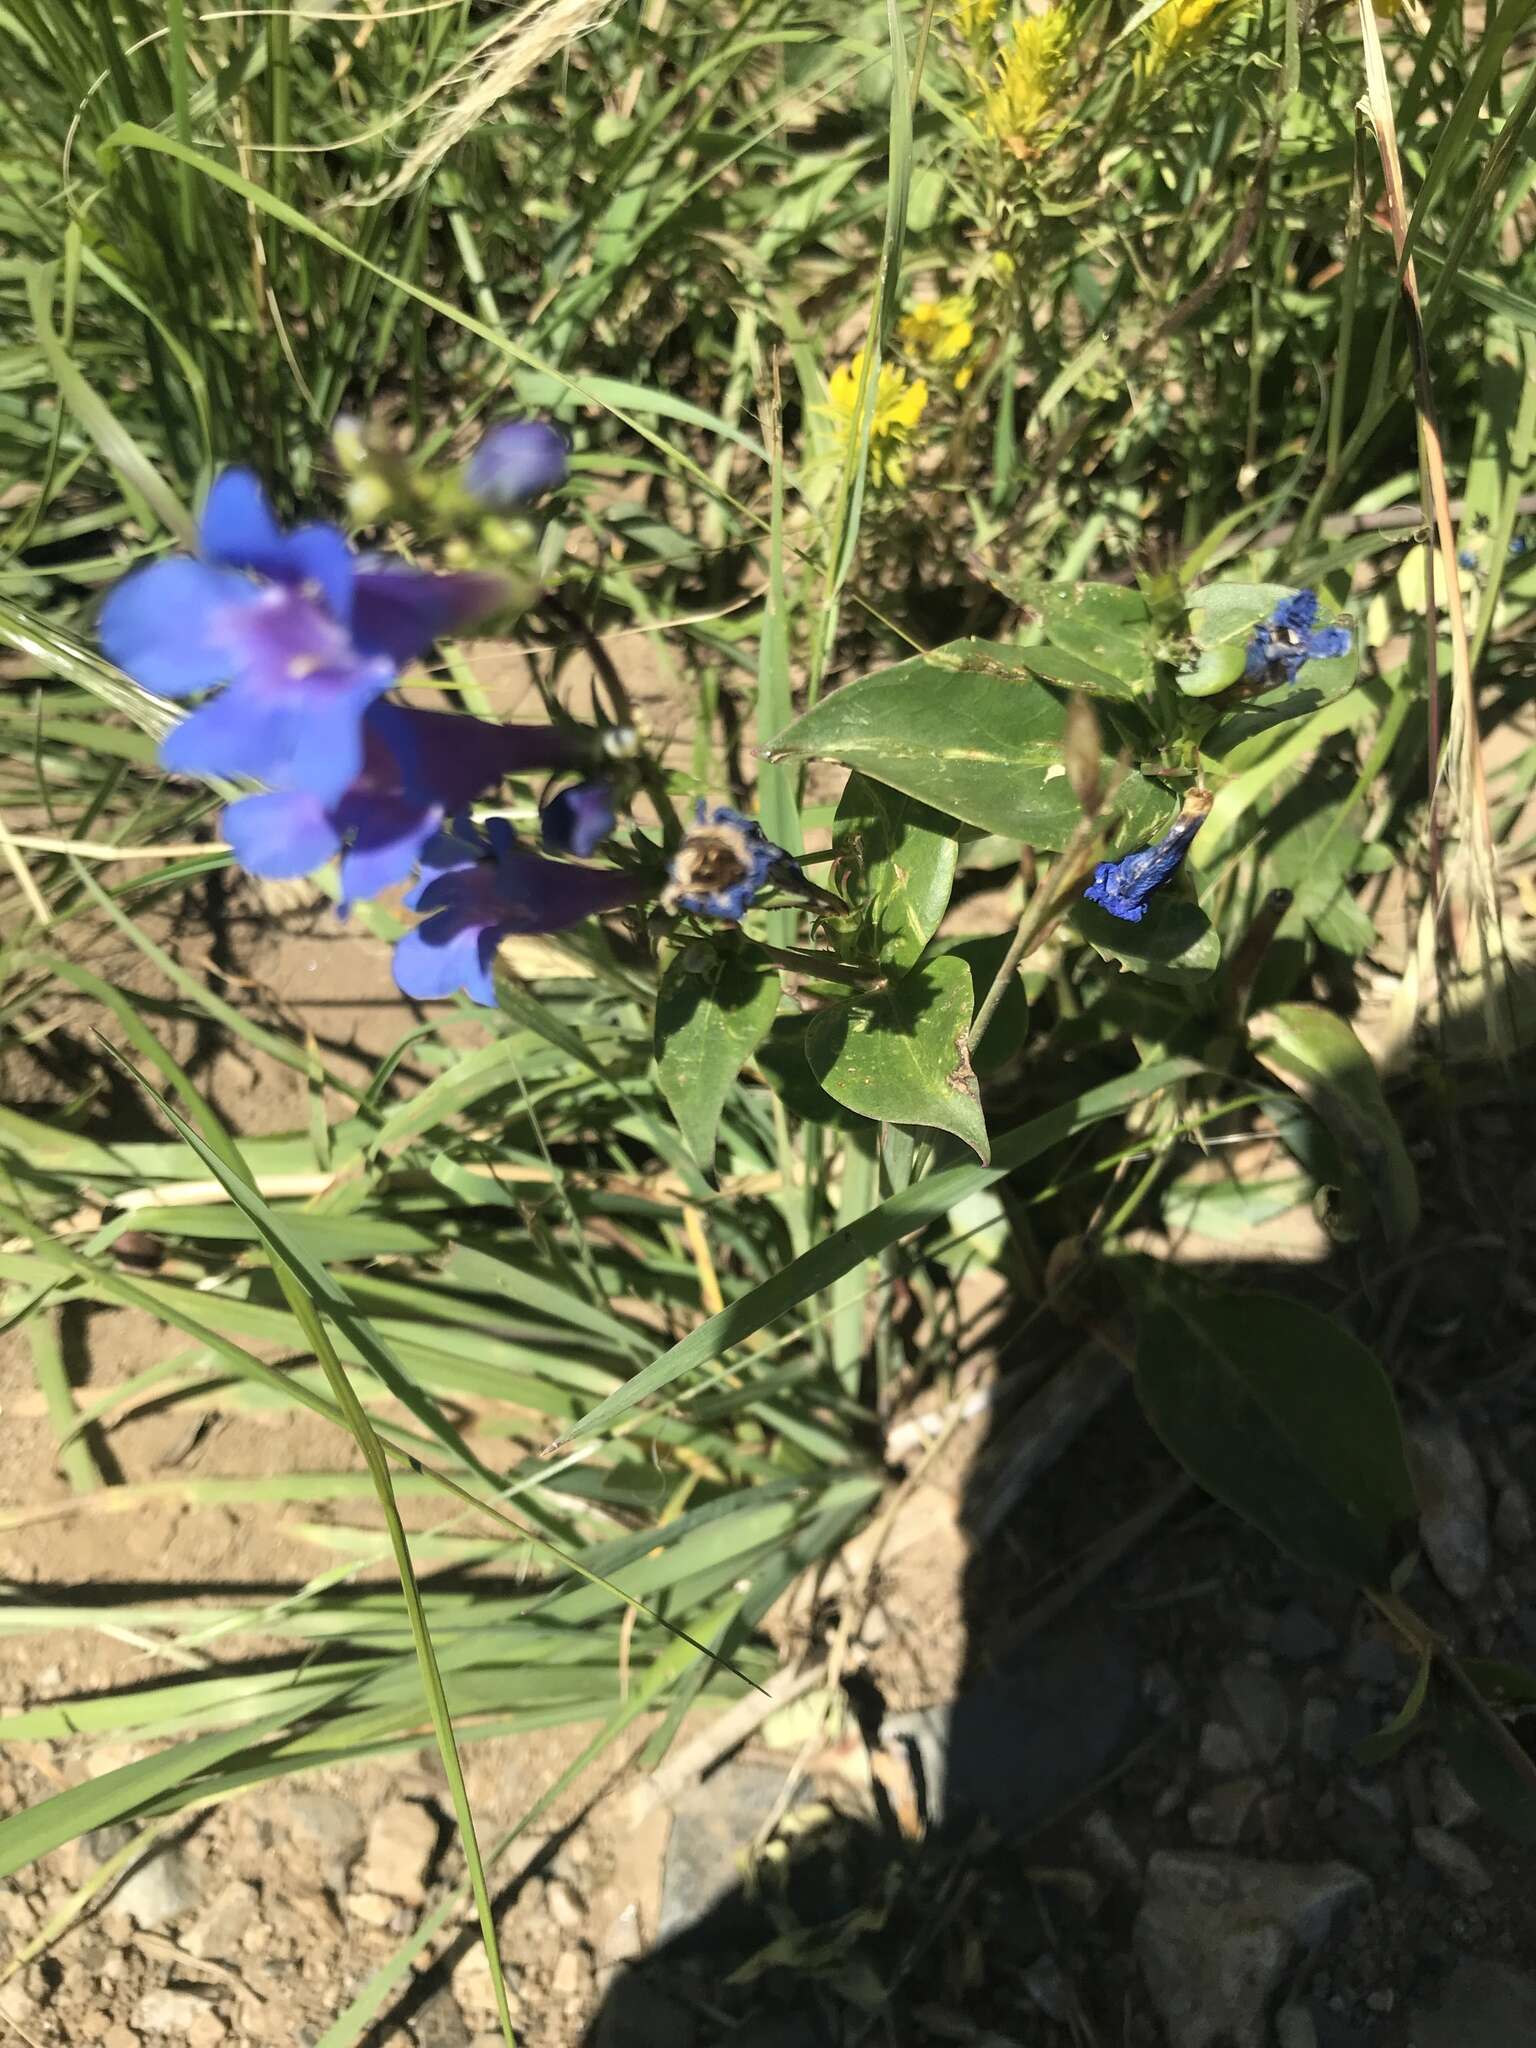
[1219,1663,1290,1765]
[114,1847,204,1930]
[103,2029,140,2048]
[283,1791,365,1869]
[1188,1778,1263,1848]
[358,1799,438,1905]
[544,1877,584,1932]
[1275,2005,1318,2048]
[1494,1480,1534,1553]
[1413,1825,1493,1896]
[1410,1416,1491,1601]
[1271,1604,1339,1664]
[133,1989,214,2036]
[551,1950,583,1999]
[412,1989,473,2048]
[347,1890,401,1928]
[1023,1952,1072,2021]
[1344,1776,1396,1826]
[1343,1637,1399,1689]
[1134,1853,1369,2048]
[1302,1698,1340,1762]
[1081,1807,1141,1885]
[185,1878,259,1961]
[1429,1763,1478,1829]
[1198,1721,1252,1776]
[450,1944,503,2019]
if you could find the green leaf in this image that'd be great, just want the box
[1035,581,1154,689]
[1250,1004,1419,1245]
[1182,582,1356,709]
[1071,896,1222,984]
[807,955,987,1159]
[937,934,1029,1075]
[1438,1678,1536,1846]
[553,1057,1197,1446]
[1136,1285,1417,1585]
[655,949,781,1167]
[770,639,1176,851]
[1354,1647,1432,1765]
[832,773,959,977]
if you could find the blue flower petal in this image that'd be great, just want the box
[99,558,256,699]
[199,469,284,568]
[336,792,440,908]
[221,791,340,879]
[465,421,568,506]
[393,916,497,1006]
[351,567,509,667]
[160,675,372,803]
[541,782,617,858]
[278,524,355,625]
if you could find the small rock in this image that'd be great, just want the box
[597,1903,643,1967]
[1023,1953,1072,2022]
[186,2014,227,2048]
[1134,1852,1369,2048]
[185,1878,259,1961]
[1366,1988,1394,2014]
[114,1847,204,1930]
[1429,1763,1478,1829]
[1494,1481,1534,1554]
[1143,1662,1183,1718]
[1344,1776,1396,1826]
[359,1800,438,1906]
[1271,1605,1339,1665]
[133,1989,213,2036]
[1275,2006,1318,2048]
[348,1890,400,1928]
[1199,1722,1253,1776]
[1343,1637,1399,1689]
[103,2029,140,2048]
[1413,1825,1493,1896]
[1188,1779,1264,1848]
[284,1791,365,1866]
[1302,1698,1340,1762]
[1081,1808,1140,1885]
[1410,1956,1536,2048]
[544,1877,584,1932]
[450,1944,511,2020]
[551,1950,583,1999]
[1220,1664,1290,1765]
[1410,1417,1491,1601]
[412,1989,472,2048]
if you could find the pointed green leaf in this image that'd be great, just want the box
[655,949,781,1166]
[1251,1004,1419,1245]
[1072,896,1222,984]
[807,955,987,1159]
[771,640,1176,851]
[1137,1285,1417,1585]
[832,773,959,977]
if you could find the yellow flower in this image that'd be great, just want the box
[1140,0,1233,75]
[979,6,1072,158]
[823,349,929,489]
[953,0,1003,46]
[898,296,978,391]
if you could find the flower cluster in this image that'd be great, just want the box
[978,5,1072,158]
[898,295,978,391]
[823,350,929,490]
[1243,590,1350,687]
[100,459,836,1009]
[1084,789,1213,925]
[1139,0,1234,78]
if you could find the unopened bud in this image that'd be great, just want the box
[1063,693,1103,814]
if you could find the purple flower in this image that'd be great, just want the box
[660,803,832,923]
[465,421,568,507]
[100,469,507,805]
[541,781,618,858]
[393,817,641,1006]
[1244,590,1351,686]
[221,703,602,906]
[1083,791,1213,925]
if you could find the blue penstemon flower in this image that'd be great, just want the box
[541,780,619,859]
[1083,789,1214,925]
[100,469,507,804]
[1243,590,1350,687]
[465,421,569,507]
[392,817,644,1006]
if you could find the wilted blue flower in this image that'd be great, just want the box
[541,781,617,859]
[658,804,785,922]
[1083,790,1213,925]
[221,703,602,907]
[1243,590,1351,687]
[100,470,507,805]
[1458,547,1480,570]
[393,817,641,1006]
[465,421,568,507]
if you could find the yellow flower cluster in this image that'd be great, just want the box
[897,295,978,391]
[953,0,1003,47]
[979,6,1072,158]
[1140,0,1232,75]
[824,349,929,489]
